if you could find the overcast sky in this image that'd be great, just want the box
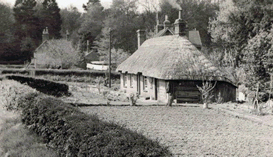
[0,0,112,12]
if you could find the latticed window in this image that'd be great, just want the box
[150,78,153,89]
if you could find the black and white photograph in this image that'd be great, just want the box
[1,0,273,156]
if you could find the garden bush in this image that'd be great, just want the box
[5,75,69,97]
[0,79,37,110]
[18,93,171,157]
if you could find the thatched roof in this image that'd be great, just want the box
[34,39,75,55]
[116,35,235,85]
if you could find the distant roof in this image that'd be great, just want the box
[85,51,99,63]
[116,35,235,85]
[34,39,75,56]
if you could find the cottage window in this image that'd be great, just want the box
[123,74,127,88]
[130,75,133,88]
[150,78,153,89]
[143,76,148,91]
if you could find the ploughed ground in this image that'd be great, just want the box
[82,106,273,156]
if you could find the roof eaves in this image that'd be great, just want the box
[34,40,48,52]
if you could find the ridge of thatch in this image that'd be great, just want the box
[116,35,236,85]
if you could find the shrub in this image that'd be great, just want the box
[129,92,139,106]
[0,79,37,111]
[18,93,171,157]
[197,80,217,108]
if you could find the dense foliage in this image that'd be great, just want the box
[40,0,62,39]
[0,0,62,63]
[1,0,220,66]
[209,0,273,90]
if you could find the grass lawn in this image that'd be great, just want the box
[82,106,273,156]
[0,80,58,156]
[0,118,58,157]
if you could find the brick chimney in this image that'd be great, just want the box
[163,15,171,30]
[42,27,49,42]
[174,10,187,36]
[137,29,146,49]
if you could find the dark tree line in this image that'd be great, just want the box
[1,0,220,65]
[209,0,273,89]
[0,0,62,63]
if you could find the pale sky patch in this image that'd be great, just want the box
[0,0,112,12]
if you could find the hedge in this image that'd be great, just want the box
[0,68,120,78]
[18,93,172,157]
[5,75,69,97]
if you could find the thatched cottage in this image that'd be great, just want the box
[116,10,237,104]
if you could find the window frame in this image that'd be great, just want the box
[143,76,148,91]
[130,74,134,88]
[123,74,127,88]
[150,78,153,89]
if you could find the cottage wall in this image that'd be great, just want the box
[120,73,137,94]
[213,81,236,102]
[157,79,168,103]
[173,80,236,103]
[141,76,157,100]
[120,73,168,102]
[120,74,236,103]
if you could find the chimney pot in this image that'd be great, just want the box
[163,15,171,29]
[179,9,182,19]
[137,29,146,48]
[42,27,49,42]
[174,10,187,36]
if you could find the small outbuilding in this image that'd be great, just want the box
[116,10,237,104]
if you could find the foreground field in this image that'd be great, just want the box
[82,106,273,156]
